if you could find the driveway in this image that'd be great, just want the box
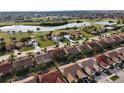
[98,69,124,83]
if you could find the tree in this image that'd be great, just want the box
[122,19,124,24]
[9,54,15,60]
[34,63,47,72]
[36,27,40,31]
[0,38,4,41]
[53,53,68,62]
[27,30,33,34]
[19,30,22,33]
[7,31,10,33]
[0,42,6,55]
[12,31,16,34]
[10,37,16,41]
[117,20,121,24]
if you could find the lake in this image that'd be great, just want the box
[0,22,91,32]
[0,21,117,32]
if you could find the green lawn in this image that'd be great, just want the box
[0,73,14,83]
[19,46,34,52]
[81,32,95,38]
[0,22,15,27]
[110,75,120,81]
[34,31,50,38]
[38,38,55,48]
[0,22,42,26]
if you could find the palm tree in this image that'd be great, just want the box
[9,54,15,60]
[19,30,22,33]
[12,31,16,34]
[44,47,47,53]
[7,31,10,33]
[36,27,40,32]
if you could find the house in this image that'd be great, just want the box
[37,70,66,83]
[76,58,103,76]
[86,40,101,50]
[63,45,80,55]
[95,54,113,69]
[117,47,124,57]
[107,36,122,44]
[104,50,124,63]
[34,52,53,64]
[112,35,122,43]
[77,44,92,53]
[13,55,34,70]
[48,48,67,57]
[103,37,116,44]
[48,48,67,61]
[0,60,12,76]
[97,39,108,46]
[118,33,124,40]
[58,63,87,83]
[13,76,37,83]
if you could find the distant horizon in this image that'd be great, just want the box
[0,10,123,12]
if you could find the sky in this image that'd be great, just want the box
[0,0,124,11]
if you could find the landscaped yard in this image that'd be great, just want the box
[0,32,31,44]
[0,51,14,56]
[59,37,69,43]
[110,75,120,81]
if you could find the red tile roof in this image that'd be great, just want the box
[97,39,108,46]
[58,63,87,82]
[0,61,12,74]
[87,41,100,49]
[77,44,92,52]
[104,37,115,44]
[48,48,67,58]
[95,54,111,69]
[76,58,103,75]
[112,36,122,42]
[105,50,121,60]
[38,70,65,83]
[63,45,80,55]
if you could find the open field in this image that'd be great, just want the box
[0,22,43,27]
